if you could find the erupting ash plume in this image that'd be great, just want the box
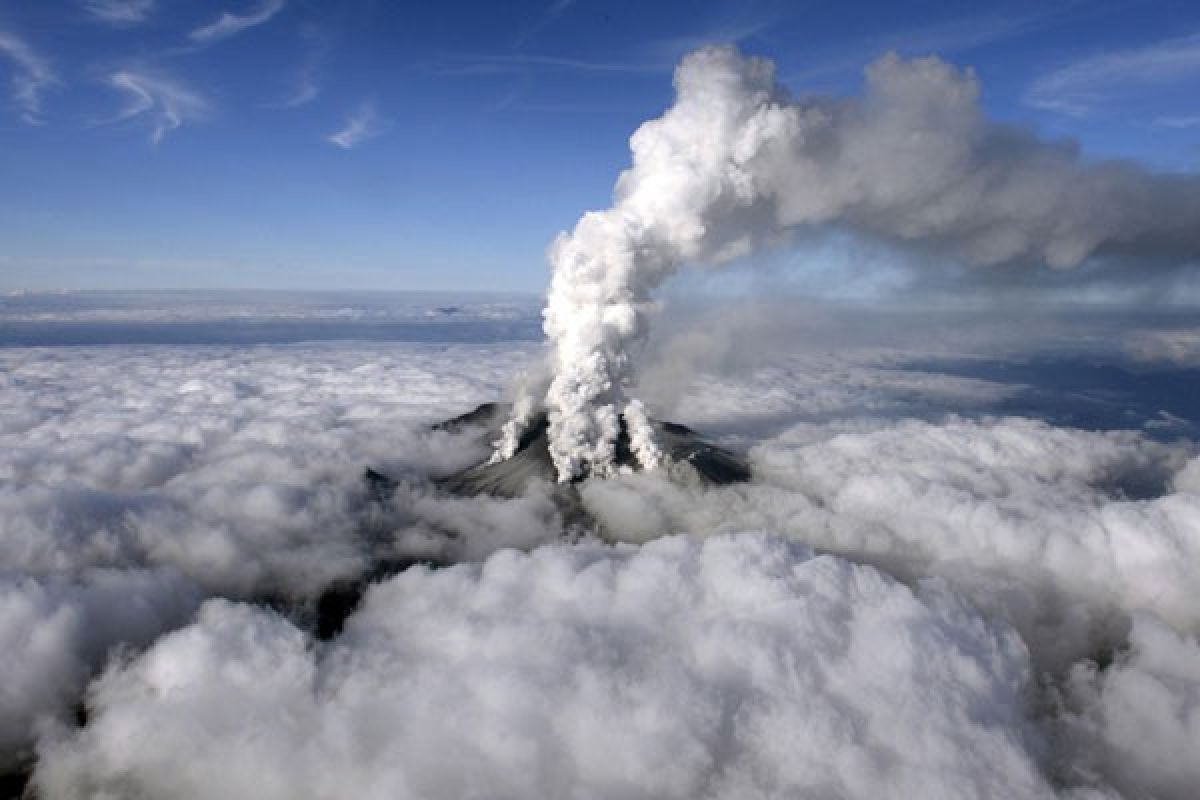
[501,45,1200,482]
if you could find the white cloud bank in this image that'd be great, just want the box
[33,534,1056,800]
[0,568,202,772]
[0,343,538,595]
[1,317,1198,796]
[0,342,541,766]
[583,415,1200,673]
[1059,614,1200,800]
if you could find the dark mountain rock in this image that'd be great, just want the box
[431,401,507,434]
[340,404,751,637]
[435,402,751,498]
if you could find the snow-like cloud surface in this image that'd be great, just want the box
[0,343,542,597]
[584,416,1200,671]
[0,568,201,771]
[33,535,1054,800]
[0,342,547,764]
[2,309,1199,796]
[1059,614,1200,800]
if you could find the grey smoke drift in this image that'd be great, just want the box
[507,45,1200,483]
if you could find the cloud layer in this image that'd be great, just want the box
[0,568,202,771]
[33,534,1054,800]
[1057,614,1200,800]
[0,339,544,768]
[2,305,1199,797]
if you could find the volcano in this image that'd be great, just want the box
[434,402,751,497]
[334,403,751,639]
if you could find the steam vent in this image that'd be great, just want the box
[338,403,749,640]
[434,401,751,498]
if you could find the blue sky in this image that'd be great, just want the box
[0,0,1198,291]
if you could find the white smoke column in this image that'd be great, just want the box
[535,47,789,481]
[621,398,662,471]
[488,385,539,464]
[519,45,1200,482]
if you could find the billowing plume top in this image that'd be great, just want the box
[508,45,1200,482]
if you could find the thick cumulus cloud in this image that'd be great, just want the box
[5,304,1200,795]
[583,416,1200,672]
[1058,614,1200,800]
[34,534,1057,800]
[0,342,544,596]
[529,45,1200,481]
[0,568,202,770]
[0,341,561,774]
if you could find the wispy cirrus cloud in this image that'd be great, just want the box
[104,68,210,144]
[645,13,778,62]
[782,10,1048,86]
[512,0,578,49]
[81,0,156,25]
[270,26,326,109]
[189,0,286,45]
[327,102,381,149]
[1026,32,1200,116]
[0,29,58,124]
[279,75,318,108]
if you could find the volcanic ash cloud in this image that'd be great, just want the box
[524,45,1200,482]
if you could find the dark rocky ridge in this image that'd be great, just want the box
[434,402,752,495]
[322,403,751,642]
